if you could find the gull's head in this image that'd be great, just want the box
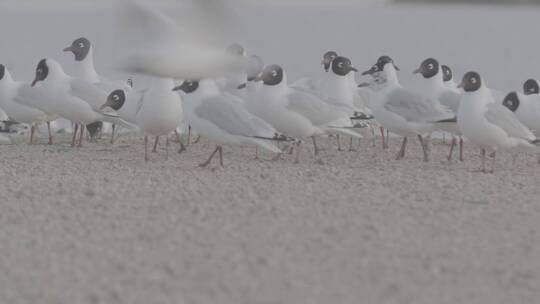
[413,58,439,79]
[321,51,338,72]
[226,43,246,57]
[31,59,49,87]
[255,64,284,86]
[442,65,453,82]
[331,56,357,77]
[64,37,92,62]
[0,64,5,81]
[101,89,126,111]
[362,55,399,76]
[172,80,199,94]
[523,79,539,95]
[502,92,520,112]
[458,71,482,92]
[246,55,265,82]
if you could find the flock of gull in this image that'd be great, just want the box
[1,11,540,173]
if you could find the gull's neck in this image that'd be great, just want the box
[73,47,100,83]
[0,69,16,88]
[382,65,400,86]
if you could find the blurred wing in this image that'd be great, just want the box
[116,0,246,79]
[485,102,535,140]
[384,88,453,122]
[287,88,348,126]
[195,94,275,138]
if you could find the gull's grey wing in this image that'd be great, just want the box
[69,78,109,110]
[438,90,461,113]
[194,94,275,138]
[134,89,149,116]
[287,88,348,126]
[485,102,535,140]
[384,88,453,122]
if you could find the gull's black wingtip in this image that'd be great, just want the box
[350,112,375,121]
[252,133,298,143]
[433,117,457,123]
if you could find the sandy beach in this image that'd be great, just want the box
[2,2,540,303]
[1,133,539,304]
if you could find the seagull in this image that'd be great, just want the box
[128,78,183,161]
[17,58,132,147]
[248,64,361,160]
[291,50,338,92]
[236,55,264,93]
[442,65,458,90]
[502,78,540,163]
[63,37,133,143]
[362,56,454,161]
[458,72,539,173]
[173,79,286,167]
[216,44,249,92]
[0,64,56,144]
[413,58,464,161]
[293,53,369,151]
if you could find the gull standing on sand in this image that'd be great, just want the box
[501,78,540,163]
[362,56,454,161]
[248,64,361,160]
[0,64,56,144]
[63,37,133,143]
[458,72,539,173]
[173,79,287,167]
[413,58,464,161]
[17,59,131,147]
[133,78,183,161]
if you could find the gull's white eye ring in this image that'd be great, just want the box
[113,95,119,101]
[471,77,477,84]
[37,69,43,74]
[79,42,85,48]
[271,70,278,77]
[428,63,434,69]
[372,65,378,71]
[338,62,344,68]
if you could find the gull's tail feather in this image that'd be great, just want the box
[252,133,297,142]
[101,113,138,131]
[326,127,363,138]
[432,116,457,123]
[350,112,374,121]
[247,138,282,154]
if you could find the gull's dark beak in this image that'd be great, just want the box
[254,74,263,82]
[63,46,74,53]
[394,64,400,71]
[361,69,373,76]
[100,95,114,110]
[237,83,247,89]
[457,82,464,89]
[351,67,358,72]
[413,68,420,74]
[172,85,182,91]
[358,82,370,88]
[321,59,331,72]
[31,78,38,87]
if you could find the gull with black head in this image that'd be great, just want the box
[173,78,287,167]
[413,58,465,161]
[458,72,539,173]
[362,56,453,161]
